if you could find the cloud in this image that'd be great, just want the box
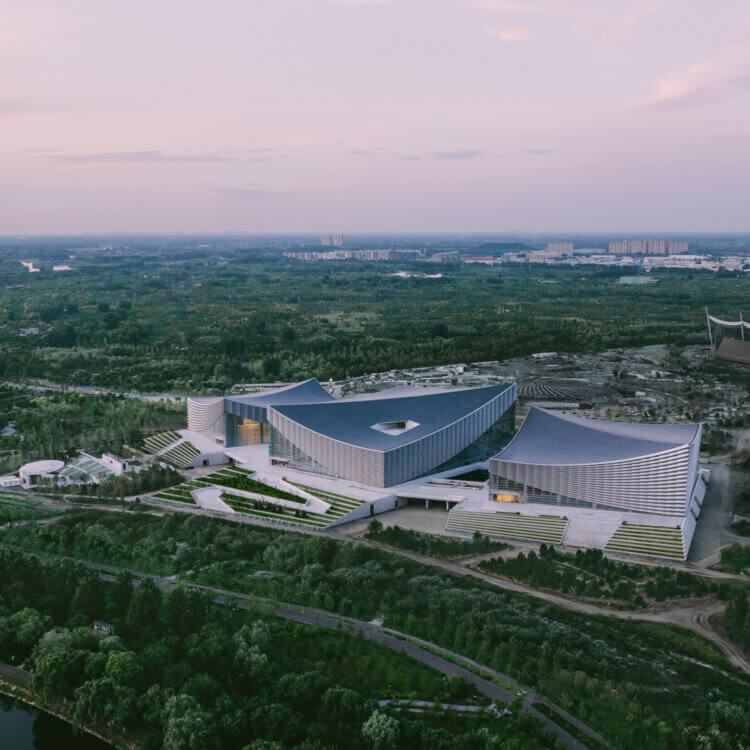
[642,44,750,112]
[527,148,553,155]
[397,149,483,161]
[485,24,532,42]
[471,0,663,43]
[434,149,483,160]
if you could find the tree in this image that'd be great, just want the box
[126,577,161,638]
[321,687,367,725]
[3,607,50,660]
[31,643,87,702]
[439,674,474,703]
[72,676,139,729]
[105,650,144,690]
[303,536,337,568]
[361,710,400,750]
[162,694,220,750]
[709,700,747,734]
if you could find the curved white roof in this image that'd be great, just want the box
[494,407,699,466]
[227,378,333,408]
[19,459,65,474]
[270,383,513,451]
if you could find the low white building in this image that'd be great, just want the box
[101,453,130,475]
[18,460,64,488]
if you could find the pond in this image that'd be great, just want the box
[0,695,111,749]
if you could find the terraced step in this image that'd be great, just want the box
[446,510,568,544]
[221,497,330,527]
[152,489,196,504]
[605,523,685,560]
[287,482,364,520]
[149,468,368,529]
[142,431,181,454]
[160,440,201,469]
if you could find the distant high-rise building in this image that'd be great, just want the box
[609,239,679,255]
[320,233,344,247]
[668,240,689,254]
[428,251,460,264]
[647,239,666,255]
[544,242,573,257]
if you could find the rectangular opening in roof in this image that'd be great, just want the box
[371,419,420,436]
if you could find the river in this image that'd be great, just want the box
[0,695,110,749]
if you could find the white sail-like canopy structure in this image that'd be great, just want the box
[490,407,701,516]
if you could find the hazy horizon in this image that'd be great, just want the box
[3,231,750,238]
[3,0,750,233]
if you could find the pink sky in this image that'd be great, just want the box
[2,0,749,233]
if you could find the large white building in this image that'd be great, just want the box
[186,380,517,488]
[181,383,709,559]
[446,408,707,560]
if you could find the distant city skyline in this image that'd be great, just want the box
[2,0,750,233]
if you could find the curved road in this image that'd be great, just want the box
[23,496,750,674]
[0,539,606,750]
[178,581,610,750]
[353,538,750,674]
[4,500,749,674]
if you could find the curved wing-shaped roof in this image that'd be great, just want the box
[226,378,334,408]
[495,407,699,465]
[269,383,513,451]
[224,379,334,424]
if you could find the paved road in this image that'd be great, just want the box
[235,596,603,749]
[0,542,607,750]
[4,502,749,673]
[690,463,734,563]
[0,378,182,403]
[377,699,509,715]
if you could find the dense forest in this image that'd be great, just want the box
[0,385,183,473]
[0,548,560,750]
[2,511,749,749]
[365,521,508,558]
[1,239,749,748]
[478,545,732,606]
[1,242,748,392]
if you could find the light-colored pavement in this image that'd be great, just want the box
[0,378,183,403]
[690,463,734,563]
[376,699,510,715]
